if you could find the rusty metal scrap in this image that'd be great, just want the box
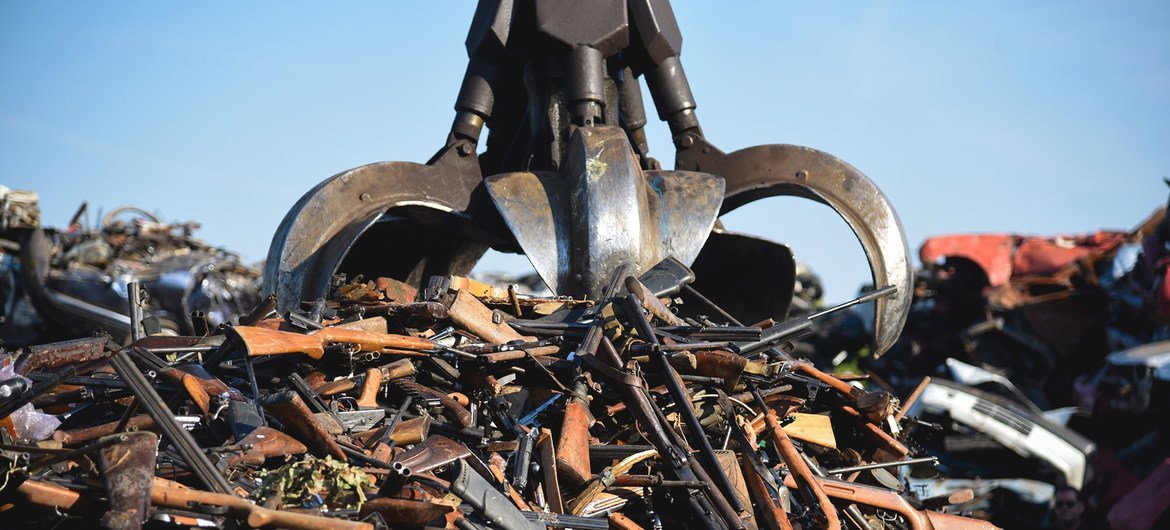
[0,268,998,530]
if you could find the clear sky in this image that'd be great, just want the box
[3,2,1167,303]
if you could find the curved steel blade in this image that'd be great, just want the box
[485,126,723,298]
[677,141,911,356]
[264,142,506,311]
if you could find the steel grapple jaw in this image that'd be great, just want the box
[485,126,723,300]
[264,0,913,356]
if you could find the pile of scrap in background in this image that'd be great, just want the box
[0,193,261,346]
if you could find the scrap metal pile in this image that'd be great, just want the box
[0,196,261,346]
[0,262,999,530]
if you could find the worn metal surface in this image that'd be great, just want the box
[486,126,723,298]
[96,432,158,530]
[263,141,506,312]
[676,140,912,356]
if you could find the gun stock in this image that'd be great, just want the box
[228,326,324,359]
[228,426,308,466]
[447,289,530,344]
[17,479,93,512]
[356,368,382,408]
[692,349,748,391]
[355,416,431,448]
[259,390,346,461]
[96,432,157,530]
[361,497,458,527]
[554,398,592,485]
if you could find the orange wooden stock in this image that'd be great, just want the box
[230,326,324,359]
[555,399,593,485]
[356,368,382,408]
[764,409,840,530]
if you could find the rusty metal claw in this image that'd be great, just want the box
[677,138,912,356]
[264,142,510,312]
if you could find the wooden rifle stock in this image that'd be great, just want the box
[356,368,382,408]
[96,431,156,530]
[360,497,458,527]
[692,349,748,391]
[228,426,308,466]
[608,513,646,530]
[158,364,244,414]
[314,358,416,397]
[228,326,324,359]
[259,390,346,461]
[447,289,530,344]
[555,397,592,485]
[17,479,92,512]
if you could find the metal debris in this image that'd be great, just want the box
[0,263,998,529]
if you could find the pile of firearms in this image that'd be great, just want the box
[0,259,997,530]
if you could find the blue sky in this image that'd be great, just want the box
[3,2,1167,303]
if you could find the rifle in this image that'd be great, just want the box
[226,325,439,360]
[555,265,627,487]
[150,480,374,530]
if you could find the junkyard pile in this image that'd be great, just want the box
[0,246,999,530]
